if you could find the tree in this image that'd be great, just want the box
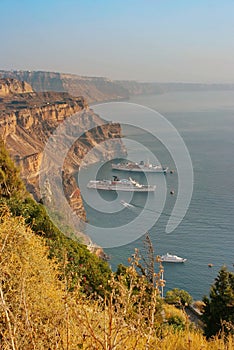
[202,266,234,338]
[165,288,193,307]
[0,140,26,198]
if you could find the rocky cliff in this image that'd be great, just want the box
[0,79,125,236]
[0,71,129,103]
[1,70,234,104]
[0,78,33,96]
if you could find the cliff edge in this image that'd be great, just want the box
[0,78,126,244]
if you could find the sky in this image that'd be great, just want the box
[1,0,234,83]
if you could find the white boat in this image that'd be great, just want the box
[160,253,187,263]
[112,161,168,173]
[87,176,156,192]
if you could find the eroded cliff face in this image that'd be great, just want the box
[0,78,33,96]
[0,79,126,229]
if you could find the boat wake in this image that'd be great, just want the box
[120,200,135,209]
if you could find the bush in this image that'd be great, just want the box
[165,288,193,307]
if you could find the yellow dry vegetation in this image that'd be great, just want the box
[0,209,233,350]
[0,207,67,349]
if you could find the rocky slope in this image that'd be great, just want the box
[0,79,125,237]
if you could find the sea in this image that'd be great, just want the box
[80,90,234,301]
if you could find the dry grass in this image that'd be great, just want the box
[0,209,233,349]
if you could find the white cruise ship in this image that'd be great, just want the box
[87,176,156,192]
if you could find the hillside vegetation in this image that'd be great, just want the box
[0,142,233,349]
[0,140,111,296]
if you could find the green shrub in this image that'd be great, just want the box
[165,288,193,307]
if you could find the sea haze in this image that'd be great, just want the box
[81,91,234,300]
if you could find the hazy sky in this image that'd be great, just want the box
[1,0,234,82]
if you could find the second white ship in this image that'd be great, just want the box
[112,160,168,173]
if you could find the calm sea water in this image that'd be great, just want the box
[82,91,234,300]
